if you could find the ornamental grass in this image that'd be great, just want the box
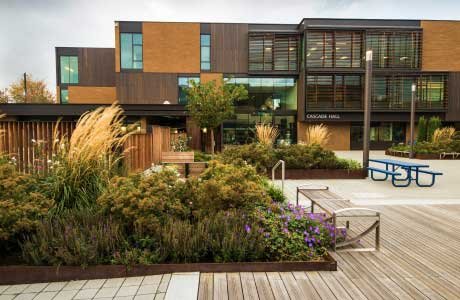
[255,123,279,147]
[432,127,456,144]
[303,124,330,147]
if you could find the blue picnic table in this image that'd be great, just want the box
[368,158,443,187]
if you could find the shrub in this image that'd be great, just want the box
[417,116,428,142]
[433,127,456,144]
[97,168,189,235]
[255,204,334,261]
[21,210,127,266]
[0,163,53,246]
[218,143,277,173]
[191,161,271,215]
[261,179,286,203]
[194,151,212,162]
[170,134,191,152]
[302,124,330,147]
[44,104,133,212]
[427,116,442,142]
[255,123,279,147]
[276,144,340,169]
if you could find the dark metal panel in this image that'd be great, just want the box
[200,23,211,34]
[119,21,142,33]
[303,112,445,122]
[79,48,116,86]
[116,73,179,104]
[211,23,248,73]
[300,18,421,29]
[248,23,299,32]
[447,72,460,121]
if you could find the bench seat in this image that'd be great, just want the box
[414,169,443,187]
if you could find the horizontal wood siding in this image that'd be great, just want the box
[0,122,171,173]
[447,72,460,121]
[211,23,248,73]
[79,48,116,86]
[116,73,178,104]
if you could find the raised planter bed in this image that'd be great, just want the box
[385,150,459,160]
[0,254,336,284]
[271,168,365,179]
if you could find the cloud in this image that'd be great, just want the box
[0,0,459,93]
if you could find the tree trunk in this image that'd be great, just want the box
[210,128,215,156]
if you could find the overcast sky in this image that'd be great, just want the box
[1,0,460,93]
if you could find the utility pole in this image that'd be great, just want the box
[363,50,373,176]
[23,72,27,102]
[409,83,416,158]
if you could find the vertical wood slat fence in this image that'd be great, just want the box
[0,121,171,173]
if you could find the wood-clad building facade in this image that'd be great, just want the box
[4,18,460,151]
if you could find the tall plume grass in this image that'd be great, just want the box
[303,124,330,147]
[432,127,456,144]
[255,123,279,147]
[48,104,133,212]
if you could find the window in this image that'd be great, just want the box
[120,33,143,69]
[306,75,362,109]
[366,31,421,69]
[60,56,78,84]
[60,88,69,104]
[249,33,298,71]
[306,31,362,68]
[200,34,211,71]
[178,77,200,104]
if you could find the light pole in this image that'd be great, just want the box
[409,83,416,158]
[363,50,373,176]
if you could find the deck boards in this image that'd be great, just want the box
[194,204,460,299]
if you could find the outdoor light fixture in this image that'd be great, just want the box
[202,128,207,133]
[163,100,170,104]
[137,126,141,131]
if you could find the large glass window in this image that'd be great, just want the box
[178,76,200,104]
[366,31,421,69]
[306,75,362,109]
[306,31,362,68]
[249,33,298,71]
[200,34,211,71]
[60,56,78,84]
[121,33,143,69]
[60,88,69,104]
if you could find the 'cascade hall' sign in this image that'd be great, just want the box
[306,113,341,120]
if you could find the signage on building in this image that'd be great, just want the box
[305,113,341,120]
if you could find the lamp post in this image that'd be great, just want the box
[409,83,416,158]
[363,50,373,176]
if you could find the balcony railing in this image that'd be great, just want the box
[306,100,447,111]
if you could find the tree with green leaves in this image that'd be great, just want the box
[186,79,248,155]
[427,116,442,142]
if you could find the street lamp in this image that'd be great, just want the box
[409,83,417,158]
[363,50,373,176]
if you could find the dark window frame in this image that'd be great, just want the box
[59,55,79,84]
[249,33,299,72]
[200,34,211,71]
[120,32,143,70]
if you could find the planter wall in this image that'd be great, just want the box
[386,150,459,160]
[271,168,365,179]
[0,254,336,284]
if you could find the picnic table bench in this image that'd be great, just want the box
[297,184,381,252]
[368,158,443,187]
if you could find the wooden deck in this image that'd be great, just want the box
[197,204,460,300]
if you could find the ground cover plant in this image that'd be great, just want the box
[0,105,338,267]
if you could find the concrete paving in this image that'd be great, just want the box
[281,150,460,206]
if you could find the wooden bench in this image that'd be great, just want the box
[297,184,381,252]
[161,152,207,177]
[389,149,410,157]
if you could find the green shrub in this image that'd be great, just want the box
[194,151,212,162]
[191,161,271,215]
[218,143,277,173]
[261,180,286,203]
[97,168,189,235]
[427,116,442,142]
[417,116,428,142]
[0,164,53,246]
[21,210,127,266]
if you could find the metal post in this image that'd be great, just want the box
[363,50,373,176]
[409,83,416,159]
[23,72,27,102]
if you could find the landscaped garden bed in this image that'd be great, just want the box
[0,105,340,284]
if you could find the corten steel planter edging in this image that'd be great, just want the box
[271,168,365,179]
[0,254,336,284]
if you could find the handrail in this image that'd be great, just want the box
[272,160,285,194]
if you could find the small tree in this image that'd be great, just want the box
[186,79,248,155]
[6,74,55,103]
[417,116,427,143]
[427,116,442,142]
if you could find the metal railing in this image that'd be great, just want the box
[271,160,285,194]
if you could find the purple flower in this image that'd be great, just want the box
[264,232,270,238]
[244,224,251,233]
[282,228,289,234]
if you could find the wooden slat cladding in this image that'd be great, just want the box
[68,86,116,104]
[143,22,200,73]
[79,48,116,86]
[249,33,299,72]
[116,73,178,104]
[447,72,460,121]
[422,21,460,71]
[211,23,248,73]
[0,121,172,173]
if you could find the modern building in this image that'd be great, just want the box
[2,18,460,150]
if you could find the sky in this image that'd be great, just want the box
[1,0,460,94]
